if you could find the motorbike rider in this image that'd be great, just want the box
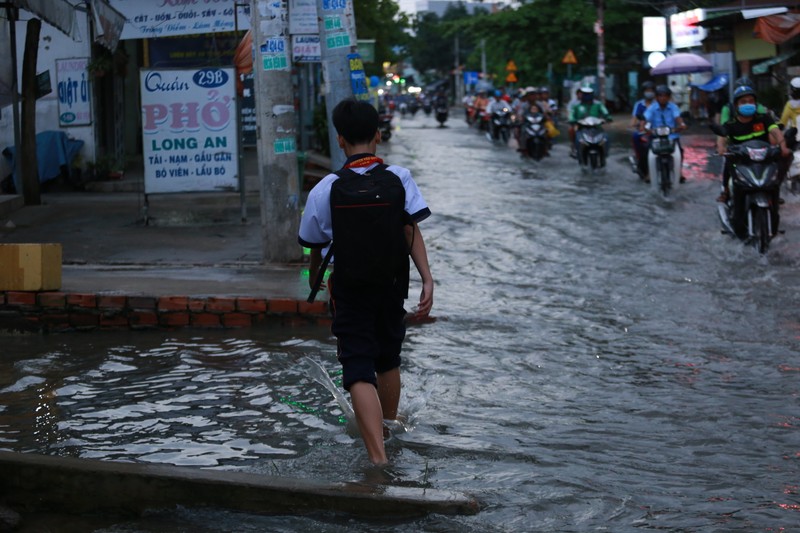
[630,81,656,180]
[716,85,792,203]
[569,86,612,158]
[517,87,556,157]
[486,89,507,115]
[719,76,771,124]
[641,84,687,183]
[535,87,554,118]
[471,90,489,127]
[780,77,800,131]
[539,86,557,116]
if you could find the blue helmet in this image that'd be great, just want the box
[733,85,756,102]
[495,89,502,97]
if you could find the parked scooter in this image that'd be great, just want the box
[488,105,512,144]
[522,112,549,161]
[574,116,608,173]
[711,123,782,254]
[646,124,682,199]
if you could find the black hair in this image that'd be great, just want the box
[332,98,379,145]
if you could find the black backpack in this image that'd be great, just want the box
[307,164,411,302]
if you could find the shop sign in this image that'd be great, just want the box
[140,67,239,194]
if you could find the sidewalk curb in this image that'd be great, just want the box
[0,450,480,518]
[0,290,329,333]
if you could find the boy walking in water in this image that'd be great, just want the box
[298,98,434,465]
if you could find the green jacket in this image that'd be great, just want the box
[570,101,611,122]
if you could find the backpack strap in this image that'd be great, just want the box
[307,245,334,303]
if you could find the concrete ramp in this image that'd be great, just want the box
[0,451,480,518]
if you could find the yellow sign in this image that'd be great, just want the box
[505,60,518,72]
[505,72,518,83]
[562,49,578,65]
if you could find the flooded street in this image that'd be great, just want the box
[3,111,800,531]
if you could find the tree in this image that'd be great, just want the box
[406,3,482,82]
[353,0,411,75]
[437,0,652,86]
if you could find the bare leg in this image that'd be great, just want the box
[377,367,400,421]
[349,381,388,465]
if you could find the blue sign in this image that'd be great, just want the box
[463,71,479,86]
[348,53,368,101]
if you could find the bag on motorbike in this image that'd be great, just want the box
[545,121,560,138]
[308,164,411,302]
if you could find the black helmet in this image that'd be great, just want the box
[733,85,756,103]
[655,84,671,96]
[642,81,655,91]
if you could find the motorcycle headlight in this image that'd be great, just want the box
[655,126,671,136]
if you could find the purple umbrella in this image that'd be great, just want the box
[650,53,713,75]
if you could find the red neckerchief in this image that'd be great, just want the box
[343,154,383,169]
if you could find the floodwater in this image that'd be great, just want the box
[3,110,800,531]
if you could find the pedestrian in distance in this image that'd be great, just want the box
[298,98,434,466]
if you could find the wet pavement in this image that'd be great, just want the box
[3,109,800,531]
[0,159,308,299]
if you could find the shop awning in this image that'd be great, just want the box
[692,74,729,92]
[3,0,79,38]
[695,7,788,27]
[754,13,800,44]
[1,0,81,108]
[752,50,799,75]
[90,0,125,52]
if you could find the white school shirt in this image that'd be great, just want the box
[298,163,431,250]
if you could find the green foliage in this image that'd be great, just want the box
[353,0,411,75]
[406,4,484,81]
[408,0,651,88]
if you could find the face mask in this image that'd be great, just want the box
[644,91,655,99]
[738,103,756,117]
[581,95,593,104]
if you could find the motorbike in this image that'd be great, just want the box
[435,101,448,127]
[574,116,608,172]
[646,124,682,199]
[488,104,512,143]
[522,112,549,161]
[423,99,432,117]
[711,123,782,254]
[408,99,420,117]
[379,112,393,141]
[786,124,800,193]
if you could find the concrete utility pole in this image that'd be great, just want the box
[595,0,606,103]
[251,0,301,262]
[316,0,359,170]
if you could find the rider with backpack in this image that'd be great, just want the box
[298,98,434,466]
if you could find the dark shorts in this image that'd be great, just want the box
[329,275,407,391]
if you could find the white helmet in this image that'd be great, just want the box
[791,77,800,90]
